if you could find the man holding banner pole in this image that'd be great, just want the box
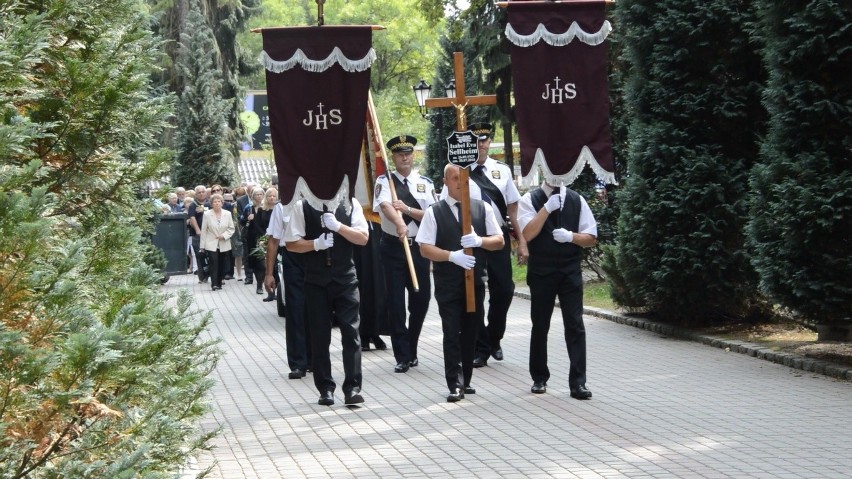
[284,198,369,406]
[374,135,436,374]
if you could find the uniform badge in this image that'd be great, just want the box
[491,170,501,179]
[417,183,426,193]
[375,183,382,197]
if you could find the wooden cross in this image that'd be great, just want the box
[425,52,497,312]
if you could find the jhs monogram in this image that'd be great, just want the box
[541,76,577,104]
[302,102,342,130]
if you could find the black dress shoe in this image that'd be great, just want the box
[288,369,306,379]
[446,388,465,403]
[244,278,253,285]
[491,346,504,361]
[372,336,387,350]
[472,355,488,368]
[463,386,476,395]
[394,361,410,373]
[262,292,275,302]
[224,274,234,280]
[318,391,334,406]
[570,385,592,400]
[531,381,547,394]
[344,390,364,405]
[408,358,419,367]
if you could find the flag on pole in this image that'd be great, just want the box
[261,26,376,212]
[506,1,616,186]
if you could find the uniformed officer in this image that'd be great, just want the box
[518,181,597,399]
[461,122,528,367]
[374,135,437,373]
[416,164,504,403]
[284,197,370,406]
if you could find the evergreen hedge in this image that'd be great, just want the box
[1,1,220,476]
[747,1,852,324]
[607,1,766,323]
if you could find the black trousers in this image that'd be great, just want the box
[476,230,515,357]
[305,279,362,396]
[281,249,310,371]
[381,236,431,364]
[191,236,207,282]
[436,284,485,392]
[208,249,228,288]
[528,268,586,389]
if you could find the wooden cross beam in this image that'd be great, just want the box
[424,52,497,312]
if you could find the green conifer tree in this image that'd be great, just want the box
[172,0,237,187]
[747,1,852,326]
[1,1,220,476]
[607,1,766,322]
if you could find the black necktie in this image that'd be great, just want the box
[474,165,493,204]
[401,177,410,191]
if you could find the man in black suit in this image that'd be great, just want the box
[284,197,369,406]
[237,182,256,284]
[518,181,597,399]
[416,164,504,403]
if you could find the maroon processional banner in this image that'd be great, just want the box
[261,26,375,211]
[506,1,616,186]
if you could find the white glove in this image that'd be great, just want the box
[460,232,483,248]
[322,212,341,232]
[448,250,476,270]
[552,228,573,243]
[544,194,562,213]
[313,235,335,251]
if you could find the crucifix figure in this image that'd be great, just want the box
[425,52,497,312]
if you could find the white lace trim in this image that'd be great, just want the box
[520,146,617,187]
[260,47,376,73]
[280,175,353,217]
[505,20,612,47]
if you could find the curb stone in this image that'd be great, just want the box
[512,290,852,381]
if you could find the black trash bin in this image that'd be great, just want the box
[152,213,188,275]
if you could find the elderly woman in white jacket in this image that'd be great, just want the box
[200,193,235,291]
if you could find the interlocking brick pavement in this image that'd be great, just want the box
[169,273,852,479]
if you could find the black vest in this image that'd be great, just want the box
[527,188,583,274]
[301,202,356,286]
[431,199,488,301]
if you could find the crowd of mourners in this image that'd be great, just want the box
[157,179,281,299]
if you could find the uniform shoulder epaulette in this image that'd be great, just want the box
[419,175,433,183]
[493,159,508,167]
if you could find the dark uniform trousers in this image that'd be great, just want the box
[527,187,587,389]
[280,248,311,371]
[438,283,485,391]
[301,203,362,396]
[528,268,586,389]
[431,199,489,392]
[476,228,515,358]
[381,233,431,364]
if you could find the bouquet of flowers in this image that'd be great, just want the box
[251,234,268,260]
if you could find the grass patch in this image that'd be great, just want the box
[583,281,616,310]
[511,263,615,311]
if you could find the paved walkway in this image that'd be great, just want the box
[169,273,852,479]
